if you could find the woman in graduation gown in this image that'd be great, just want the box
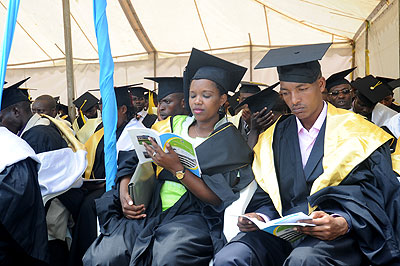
[83,48,254,266]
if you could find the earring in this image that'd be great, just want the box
[218,105,225,115]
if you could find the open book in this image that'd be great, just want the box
[240,212,315,242]
[128,128,201,177]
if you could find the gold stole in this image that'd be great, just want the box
[84,128,104,179]
[151,117,172,176]
[253,103,392,216]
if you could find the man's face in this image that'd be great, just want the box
[32,99,57,117]
[132,96,146,112]
[353,95,374,117]
[279,77,325,124]
[0,107,22,134]
[158,93,186,120]
[327,83,353,110]
[380,94,394,107]
[83,105,98,119]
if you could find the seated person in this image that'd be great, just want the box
[352,75,398,126]
[129,86,158,128]
[214,43,400,266]
[144,76,188,121]
[377,76,400,112]
[33,95,73,129]
[68,85,137,266]
[83,48,255,265]
[0,125,48,266]
[326,67,356,110]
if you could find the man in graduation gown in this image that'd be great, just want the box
[352,75,398,127]
[68,85,140,266]
[377,76,400,112]
[72,91,102,143]
[326,67,355,110]
[214,43,400,266]
[145,76,188,121]
[0,80,85,266]
[32,95,73,130]
[130,86,158,128]
[0,125,49,266]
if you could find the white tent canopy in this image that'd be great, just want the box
[0,0,396,102]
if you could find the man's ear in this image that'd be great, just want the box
[318,77,326,93]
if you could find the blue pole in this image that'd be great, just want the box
[93,0,117,191]
[0,0,20,109]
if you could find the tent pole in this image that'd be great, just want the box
[365,21,370,76]
[153,52,157,90]
[351,40,356,80]
[248,33,253,81]
[62,0,76,119]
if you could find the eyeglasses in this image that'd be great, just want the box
[328,89,351,96]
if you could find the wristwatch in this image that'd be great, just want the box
[175,168,186,180]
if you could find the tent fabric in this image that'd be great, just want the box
[0,0,394,101]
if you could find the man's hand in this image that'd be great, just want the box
[241,106,252,126]
[238,213,265,232]
[250,108,274,132]
[297,211,348,241]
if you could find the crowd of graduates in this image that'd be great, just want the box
[1,43,400,266]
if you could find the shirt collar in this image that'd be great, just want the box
[296,101,327,133]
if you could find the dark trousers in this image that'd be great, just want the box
[214,231,363,266]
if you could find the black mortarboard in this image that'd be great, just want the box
[376,76,400,91]
[351,75,392,104]
[129,86,150,97]
[145,77,183,100]
[1,77,31,111]
[54,96,60,103]
[114,85,132,107]
[255,43,331,84]
[235,82,280,113]
[326,67,356,91]
[228,91,240,108]
[239,81,262,94]
[184,48,247,93]
[73,91,99,112]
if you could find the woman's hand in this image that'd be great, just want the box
[143,137,184,174]
[119,176,146,219]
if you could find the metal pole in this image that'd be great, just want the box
[365,21,370,76]
[62,0,76,119]
[153,52,157,90]
[351,40,356,80]
[248,33,253,81]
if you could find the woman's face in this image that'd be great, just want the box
[189,79,227,123]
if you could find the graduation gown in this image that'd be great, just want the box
[83,115,254,266]
[246,103,400,265]
[0,127,48,265]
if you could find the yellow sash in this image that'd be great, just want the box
[151,117,172,176]
[253,103,392,215]
[84,128,105,179]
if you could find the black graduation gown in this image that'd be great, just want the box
[240,115,400,265]
[83,121,254,266]
[142,114,157,128]
[68,122,128,266]
[0,157,49,266]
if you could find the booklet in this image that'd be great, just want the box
[239,212,315,243]
[128,128,201,177]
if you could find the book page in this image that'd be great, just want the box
[128,128,162,164]
[159,133,202,177]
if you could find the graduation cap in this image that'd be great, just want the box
[73,91,99,112]
[239,81,262,94]
[326,67,356,91]
[129,86,150,98]
[351,75,392,105]
[145,77,183,101]
[184,48,247,93]
[114,85,132,107]
[235,82,280,113]
[376,76,400,91]
[1,77,31,111]
[255,43,331,84]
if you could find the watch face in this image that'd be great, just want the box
[176,171,185,180]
